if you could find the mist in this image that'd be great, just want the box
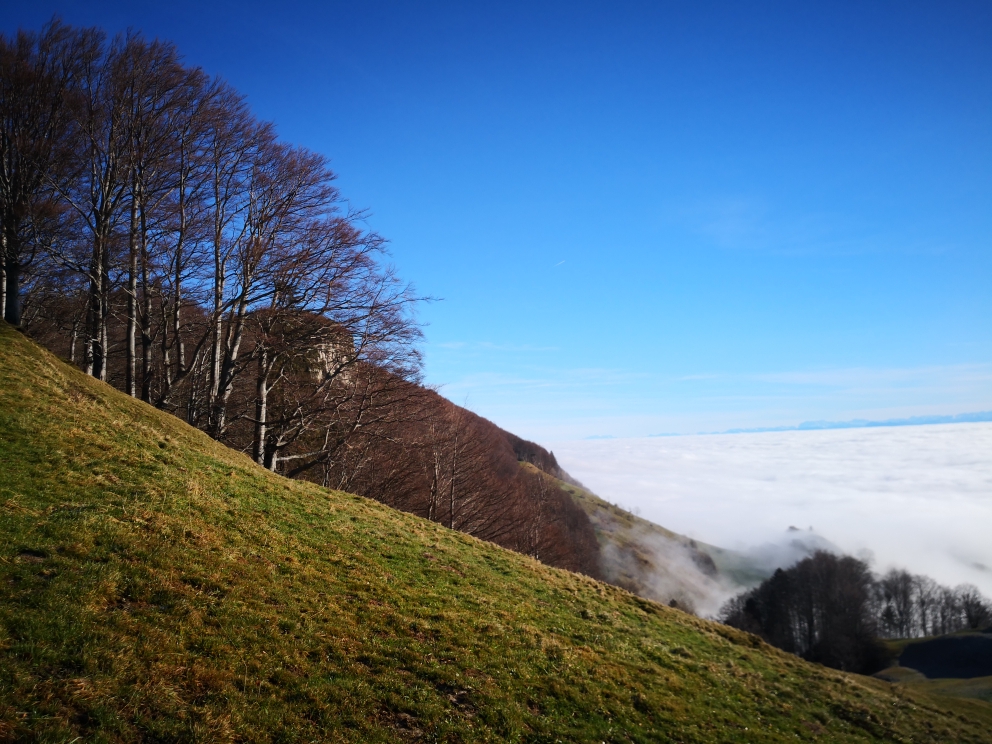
[551,422,992,597]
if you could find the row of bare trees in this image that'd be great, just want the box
[2,20,420,465]
[2,20,603,577]
[873,568,991,639]
[720,551,991,674]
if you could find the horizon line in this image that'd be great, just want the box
[581,410,992,440]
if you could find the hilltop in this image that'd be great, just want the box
[2,322,991,742]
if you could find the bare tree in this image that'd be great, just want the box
[721,551,885,673]
[957,585,992,630]
[51,31,147,380]
[118,38,199,397]
[0,20,89,327]
[878,569,916,638]
[913,574,940,638]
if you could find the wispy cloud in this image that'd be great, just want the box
[443,366,650,389]
[431,341,560,353]
[754,363,992,389]
[669,196,958,257]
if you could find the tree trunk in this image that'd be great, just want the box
[174,170,188,376]
[209,294,246,438]
[2,259,19,327]
[126,195,138,395]
[448,429,459,530]
[160,298,172,402]
[140,218,153,402]
[254,347,268,466]
[0,240,6,324]
[69,317,79,364]
[174,272,185,374]
[428,461,439,523]
[99,245,110,382]
[209,255,225,409]
[86,234,102,377]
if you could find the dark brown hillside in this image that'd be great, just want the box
[500,428,565,477]
[305,384,603,578]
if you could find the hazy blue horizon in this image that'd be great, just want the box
[578,409,992,440]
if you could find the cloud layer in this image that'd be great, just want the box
[551,422,992,596]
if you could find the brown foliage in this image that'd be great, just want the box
[296,383,601,577]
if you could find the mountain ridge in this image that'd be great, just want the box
[699,411,992,436]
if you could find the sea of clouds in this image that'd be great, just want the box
[551,422,992,597]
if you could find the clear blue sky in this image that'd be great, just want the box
[4,1,991,441]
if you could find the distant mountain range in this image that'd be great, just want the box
[702,410,992,436]
[583,411,992,440]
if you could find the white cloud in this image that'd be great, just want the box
[551,422,992,596]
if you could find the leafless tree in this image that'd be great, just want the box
[0,20,89,327]
[957,584,992,630]
[913,574,940,637]
[119,39,201,398]
[723,554,992,673]
[721,551,886,673]
[877,569,916,638]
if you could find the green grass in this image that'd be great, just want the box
[1,322,991,742]
[876,666,992,704]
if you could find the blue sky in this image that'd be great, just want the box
[4,1,991,441]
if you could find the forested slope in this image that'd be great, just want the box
[2,324,992,742]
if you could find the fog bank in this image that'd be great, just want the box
[551,422,992,597]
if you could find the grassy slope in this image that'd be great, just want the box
[876,666,992,707]
[1,324,990,743]
[552,475,768,593]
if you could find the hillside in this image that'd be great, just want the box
[548,473,769,614]
[2,323,991,742]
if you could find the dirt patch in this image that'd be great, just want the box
[16,548,47,563]
[899,634,992,679]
